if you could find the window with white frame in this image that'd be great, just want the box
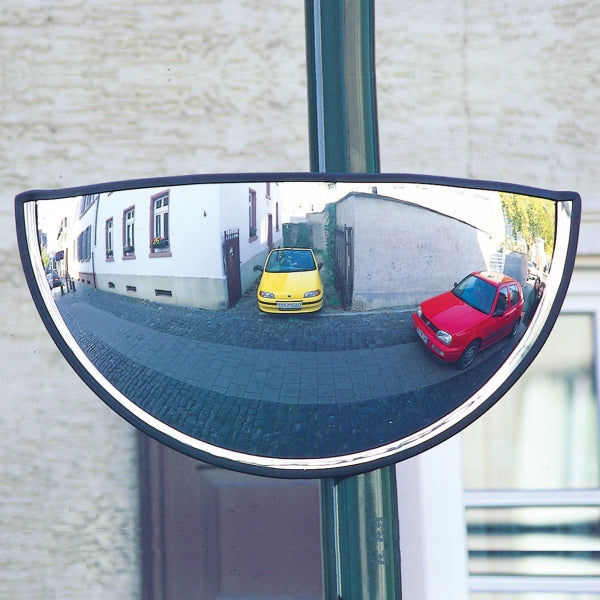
[151,192,170,253]
[123,207,135,255]
[249,188,257,240]
[105,218,113,259]
[462,312,600,597]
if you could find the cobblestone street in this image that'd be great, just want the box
[54,286,520,460]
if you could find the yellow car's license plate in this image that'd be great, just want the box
[277,302,302,309]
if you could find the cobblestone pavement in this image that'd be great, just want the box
[53,285,521,461]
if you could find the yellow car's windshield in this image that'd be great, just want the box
[265,249,316,273]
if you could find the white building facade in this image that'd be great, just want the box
[65,182,282,309]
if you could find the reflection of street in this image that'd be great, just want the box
[54,288,521,459]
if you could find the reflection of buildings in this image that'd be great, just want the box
[65,183,281,309]
[63,182,514,313]
[55,216,70,277]
[531,236,548,273]
[307,190,509,311]
[38,216,69,275]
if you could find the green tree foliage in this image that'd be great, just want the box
[500,192,555,256]
[324,201,337,274]
[282,222,311,248]
[321,202,342,308]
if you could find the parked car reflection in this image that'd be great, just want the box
[254,248,324,313]
[46,269,61,289]
[412,271,524,369]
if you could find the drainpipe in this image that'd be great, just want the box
[92,192,100,289]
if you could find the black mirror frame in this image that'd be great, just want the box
[15,172,581,478]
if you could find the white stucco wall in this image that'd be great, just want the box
[336,193,491,309]
[53,182,282,308]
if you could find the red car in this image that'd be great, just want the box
[412,271,524,369]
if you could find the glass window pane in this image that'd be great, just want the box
[467,506,600,577]
[463,314,599,490]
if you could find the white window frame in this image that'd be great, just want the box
[106,217,113,259]
[248,188,257,240]
[150,191,170,255]
[123,206,135,256]
[465,304,600,595]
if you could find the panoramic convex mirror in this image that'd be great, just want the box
[15,173,580,477]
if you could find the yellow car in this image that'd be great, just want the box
[255,248,324,313]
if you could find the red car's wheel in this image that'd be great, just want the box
[458,340,480,370]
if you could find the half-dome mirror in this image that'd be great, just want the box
[15,173,580,477]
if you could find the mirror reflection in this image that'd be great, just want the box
[28,178,566,467]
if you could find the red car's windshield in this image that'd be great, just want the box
[265,249,316,273]
[452,274,497,315]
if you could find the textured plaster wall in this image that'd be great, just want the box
[376,1,600,194]
[336,194,488,309]
[2,1,599,598]
[1,3,308,598]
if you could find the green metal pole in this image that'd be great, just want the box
[305,2,401,598]
[320,468,401,599]
[305,0,379,173]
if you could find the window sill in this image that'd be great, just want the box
[149,249,172,258]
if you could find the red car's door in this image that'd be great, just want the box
[505,283,523,328]
[481,286,511,348]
